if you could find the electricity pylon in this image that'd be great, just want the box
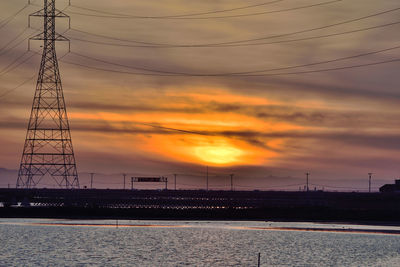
[17,0,79,189]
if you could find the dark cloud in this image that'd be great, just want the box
[1,111,400,152]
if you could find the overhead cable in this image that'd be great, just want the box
[68,45,400,76]
[0,28,33,56]
[0,52,68,100]
[0,4,30,30]
[0,51,34,77]
[67,0,341,20]
[69,21,400,49]
[0,75,35,100]
[69,0,284,19]
[60,57,400,77]
[67,7,400,48]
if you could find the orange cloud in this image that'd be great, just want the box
[65,88,311,167]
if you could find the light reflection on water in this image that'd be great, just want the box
[0,219,399,266]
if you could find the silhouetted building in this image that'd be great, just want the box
[379,179,400,193]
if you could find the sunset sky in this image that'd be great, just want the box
[0,0,399,190]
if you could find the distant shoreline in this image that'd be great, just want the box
[1,207,400,227]
[1,189,400,225]
[1,218,400,235]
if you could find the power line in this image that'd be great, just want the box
[171,0,342,20]
[309,183,367,190]
[191,7,400,46]
[0,75,35,100]
[0,51,36,77]
[68,44,400,76]
[235,183,305,189]
[0,52,69,101]
[66,7,400,48]
[134,122,208,135]
[0,31,33,57]
[0,3,30,30]
[67,0,340,20]
[68,20,400,48]
[0,50,30,75]
[69,28,160,46]
[218,21,400,48]
[231,45,400,74]
[60,55,400,77]
[0,27,31,54]
[69,0,284,19]
[170,173,219,178]
[243,58,400,77]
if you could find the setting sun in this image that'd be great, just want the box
[194,145,243,165]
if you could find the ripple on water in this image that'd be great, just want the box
[0,219,399,266]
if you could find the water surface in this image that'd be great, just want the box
[0,219,399,266]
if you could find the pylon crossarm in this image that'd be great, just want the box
[29,32,69,42]
[54,9,69,18]
[55,34,69,42]
[29,8,70,18]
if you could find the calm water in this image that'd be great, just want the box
[0,219,399,266]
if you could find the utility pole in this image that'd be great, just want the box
[230,174,234,191]
[131,177,134,190]
[368,173,373,193]
[90,173,94,189]
[17,0,78,189]
[123,173,126,190]
[305,172,310,192]
[174,174,177,190]
[206,166,209,191]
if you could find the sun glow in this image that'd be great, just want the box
[67,88,301,167]
[194,145,243,165]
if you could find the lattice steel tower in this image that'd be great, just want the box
[17,0,79,189]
